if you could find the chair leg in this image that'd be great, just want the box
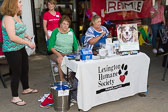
[162,55,168,81]
[52,73,56,82]
[0,74,7,88]
[66,67,69,82]
[50,70,56,82]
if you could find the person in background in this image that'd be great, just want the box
[150,0,165,54]
[84,15,111,54]
[1,0,38,106]
[43,0,61,43]
[48,15,78,81]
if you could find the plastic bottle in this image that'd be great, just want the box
[75,46,81,60]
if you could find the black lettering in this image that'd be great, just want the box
[137,2,142,11]
[124,2,134,9]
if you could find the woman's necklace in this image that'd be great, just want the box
[59,28,69,33]
[94,27,102,32]
[49,10,56,16]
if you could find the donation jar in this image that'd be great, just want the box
[50,81,71,112]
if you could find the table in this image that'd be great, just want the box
[61,52,150,111]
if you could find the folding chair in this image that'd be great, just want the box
[49,59,58,82]
[80,35,85,46]
[45,31,59,82]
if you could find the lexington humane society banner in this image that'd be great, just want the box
[90,0,152,20]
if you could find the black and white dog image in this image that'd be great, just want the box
[118,25,137,43]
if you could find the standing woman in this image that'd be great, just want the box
[1,0,38,106]
[43,0,61,42]
[150,0,165,54]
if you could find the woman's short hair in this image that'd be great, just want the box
[46,0,56,6]
[0,0,21,16]
[59,15,71,26]
[90,15,101,26]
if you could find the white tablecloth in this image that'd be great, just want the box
[61,52,150,111]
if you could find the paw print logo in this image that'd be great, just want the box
[118,64,128,82]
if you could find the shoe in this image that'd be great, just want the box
[40,93,53,106]
[158,48,164,53]
[71,98,77,104]
[152,49,157,54]
[22,88,38,95]
[11,100,26,106]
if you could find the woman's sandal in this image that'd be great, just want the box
[11,100,26,106]
[22,89,39,95]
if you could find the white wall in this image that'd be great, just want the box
[22,0,34,37]
[152,0,155,6]
[34,0,44,9]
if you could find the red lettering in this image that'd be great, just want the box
[117,2,122,10]
[108,1,116,12]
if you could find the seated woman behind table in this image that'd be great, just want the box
[48,15,78,81]
[84,15,111,54]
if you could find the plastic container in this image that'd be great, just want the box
[51,81,71,112]
[80,48,93,60]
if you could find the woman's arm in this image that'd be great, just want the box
[107,34,112,38]
[162,7,166,25]
[51,48,62,57]
[71,28,78,51]
[49,28,63,63]
[105,27,111,38]
[48,29,57,51]
[89,32,106,45]
[51,48,63,64]
[150,9,158,18]
[24,33,32,40]
[3,16,35,48]
[43,20,50,40]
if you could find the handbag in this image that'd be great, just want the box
[25,36,36,56]
[159,25,168,44]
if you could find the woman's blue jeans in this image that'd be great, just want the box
[151,22,163,48]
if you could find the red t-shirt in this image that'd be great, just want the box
[43,11,61,31]
[150,5,164,24]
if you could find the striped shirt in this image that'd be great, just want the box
[2,17,26,52]
[84,26,109,49]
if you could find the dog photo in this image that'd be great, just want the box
[117,24,138,43]
[117,24,139,51]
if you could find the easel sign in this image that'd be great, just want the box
[117,24,139,52]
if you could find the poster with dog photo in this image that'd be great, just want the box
[117,24,139,51]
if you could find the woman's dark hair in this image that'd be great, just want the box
[59,15,71,26]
